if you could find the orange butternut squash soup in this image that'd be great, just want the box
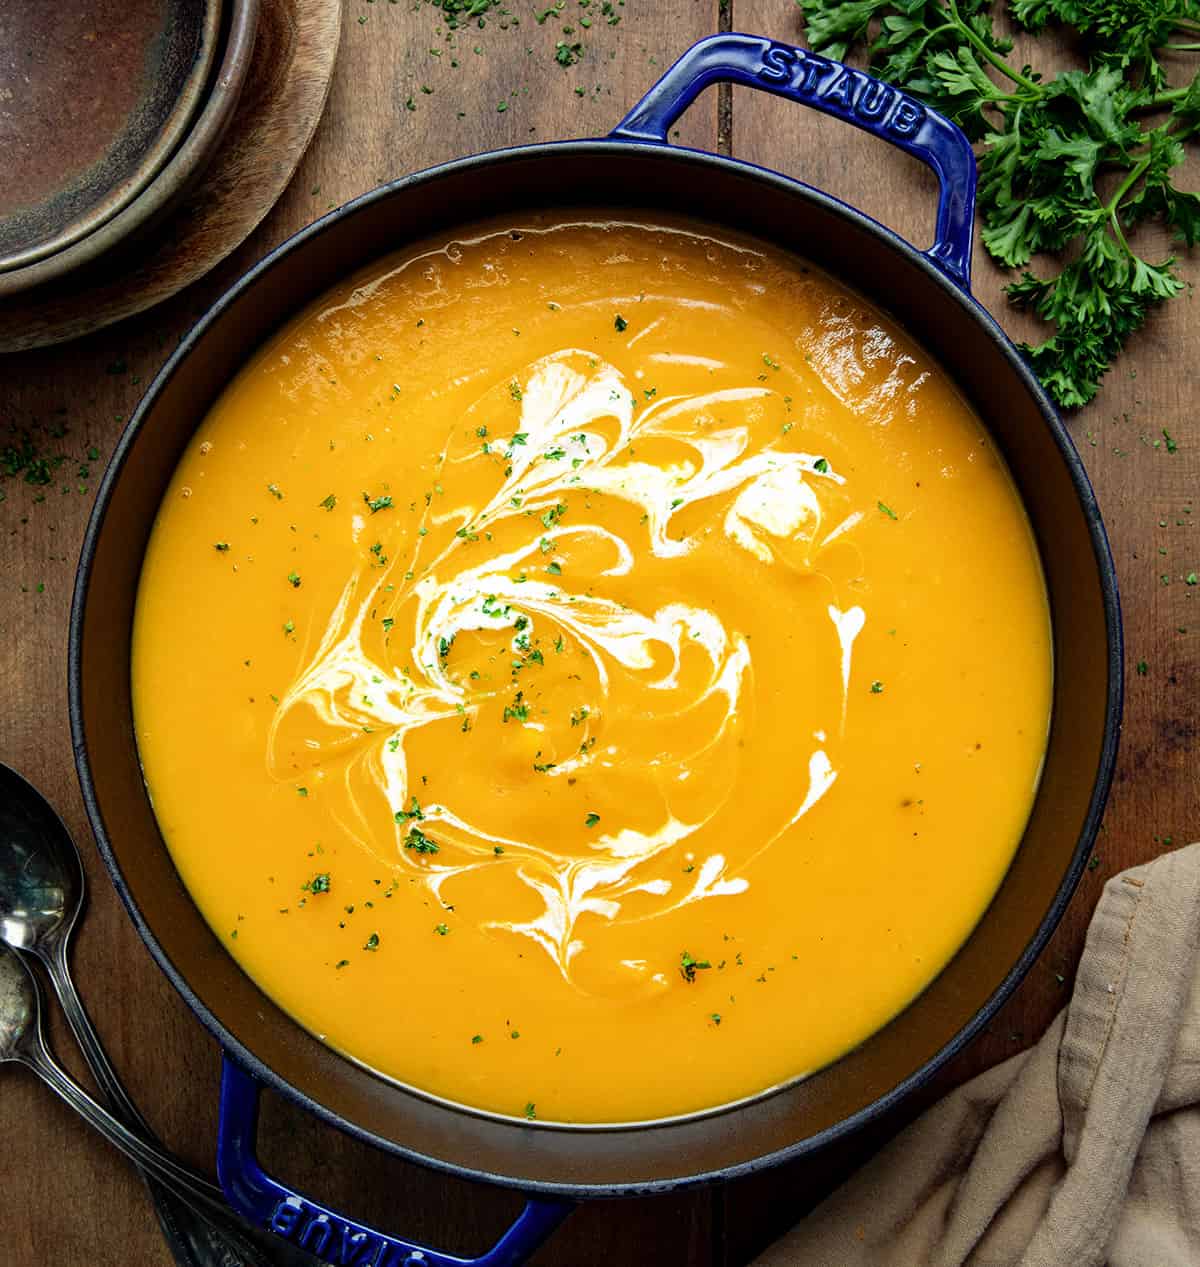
[133,215,1052,1124]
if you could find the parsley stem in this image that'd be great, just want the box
[943,0,1040,93]
[1165,43,1200,52]
[1145,86,1190,108]
[1174,17,1200,36]
[1106,153,1153,222]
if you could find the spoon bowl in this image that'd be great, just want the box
[0,940,37,1062]
[0,763,79,958]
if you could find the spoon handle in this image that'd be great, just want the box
[46,942,155,1134]
[20,1038,225,1208]
[43,943,300,1267]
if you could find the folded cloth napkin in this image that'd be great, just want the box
[753,841,1200,1267]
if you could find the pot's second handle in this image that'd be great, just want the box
[610,32,976,292]
[216,1058,573,1266]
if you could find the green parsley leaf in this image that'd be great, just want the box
[799,0,1200,405]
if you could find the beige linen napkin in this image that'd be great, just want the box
[754,842,1200,1267]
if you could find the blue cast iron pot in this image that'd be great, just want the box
[70,33,1122,1267]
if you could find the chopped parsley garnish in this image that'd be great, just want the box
[267,483,284,500]
[570,706,590,727]
[762,353,781,370]
[1136,660,1149,676]
[287,571,301,588]
[614,314,628,332]
[509,380,523,401]
[680,951,711,983]
[297,787,309,797]
[503,691,530,723]
[363,933,380,951]
[585,812,601,828]
[710,1013,722,1026]
[283,620,295,636]
[363,492,393,513]
[394,796,424,823]
[541,502,567,528]
[472,1034,484,1044]
[813,457,829,474]
[404,826,440,854]
[303,873,330,894]
[213,542,230,552]
[546,560,562,575]
[877,501,898,520]
[870,681,885,694]
[493,845,505,855]
[434,923,450,936]
[524,1101,537,1119]
[319,494,337,511]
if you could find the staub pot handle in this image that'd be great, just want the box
[610,32,977,292]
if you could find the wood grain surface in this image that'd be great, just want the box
[2,3,1197,1265]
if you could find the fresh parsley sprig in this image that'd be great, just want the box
[799,0,1200,406]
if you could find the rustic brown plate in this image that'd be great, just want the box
[0,0,223,273]
[0,0,336,351]
[0,0,259,301]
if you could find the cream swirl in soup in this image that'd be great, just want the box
[267,349,862,988]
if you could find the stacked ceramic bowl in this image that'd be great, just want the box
[0,0,258,300]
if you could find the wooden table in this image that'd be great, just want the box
[3,5,1197,1264]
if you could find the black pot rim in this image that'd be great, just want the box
[68,136,1124,1197]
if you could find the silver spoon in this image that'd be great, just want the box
[0,938,226,1207]
[0,763,306,1267]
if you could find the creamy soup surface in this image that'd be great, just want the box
[133,215,1052,1123]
